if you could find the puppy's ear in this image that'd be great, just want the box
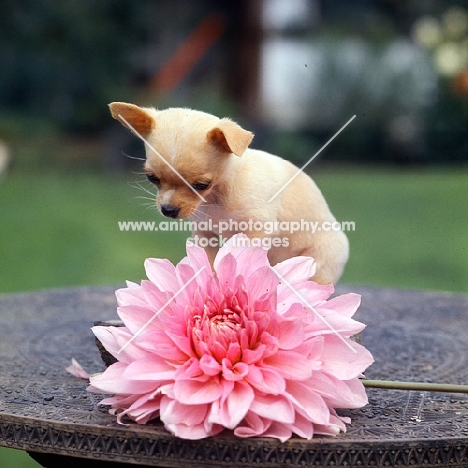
[108,102,155,136]
[207,119,254,156]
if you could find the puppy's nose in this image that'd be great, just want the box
[161,204,180,219]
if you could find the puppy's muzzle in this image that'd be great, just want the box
[161,204,180,219]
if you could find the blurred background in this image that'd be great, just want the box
[0,1,467,465]
[1,0,468,293]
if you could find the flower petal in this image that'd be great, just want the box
[65,358,90,380]
[215,253,237,291]
[285,379,330,424]
[117,305,162,335]
[123,390,163,424]
[199,354,222,376]
[305,307,366,337]
[185,241,213,280]
[160,397,208,426]
[123,356,176,381]
[320,336,374,380]
[250,394,295,424]
[262,420,293,442]
[173,378,222,404]
[234,244,271,279]
[287,412,314,439]
[136,330,188,362]
[312,373,369,409]
[221,359,249,381]
[277,281,335,315]
[246,365,285,395]
[91,325,148,363]
[115,284,147,308]
[319,293,361,318]
[144,258,180,293]
[263,350,313,380]
[164,421,223,439]
[273,256,316,283]
[245,266,279,305]
[89,362,158,395]
[212,380,254,429]
[234,411,270,438]
[214,234,269,278]
[276,317,304,350]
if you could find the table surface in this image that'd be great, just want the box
[1,285,468,468]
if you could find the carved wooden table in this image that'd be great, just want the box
[1,285,468,468]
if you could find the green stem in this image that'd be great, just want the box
[363,379,468,394]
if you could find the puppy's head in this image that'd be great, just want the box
[109,102,254,219]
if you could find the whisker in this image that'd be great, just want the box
[122,151,145,161]
[188,210,204,222]
[143,204,159,212]
[133,195,156,202]
[190,208,212,223]
[129,181,156,198]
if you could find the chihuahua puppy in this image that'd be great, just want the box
[109,102,349,284]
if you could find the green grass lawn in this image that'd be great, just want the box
[315,165,468,292]
[0,164,467,466]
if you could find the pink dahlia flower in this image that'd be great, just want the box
[89,234,373,441]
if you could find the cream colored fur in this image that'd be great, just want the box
[109,102,349,284]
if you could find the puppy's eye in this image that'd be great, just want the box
[192,181,211,191]
[146,173,160,185]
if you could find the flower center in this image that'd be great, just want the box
[191,293,250,364]
[208,311,240,340]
